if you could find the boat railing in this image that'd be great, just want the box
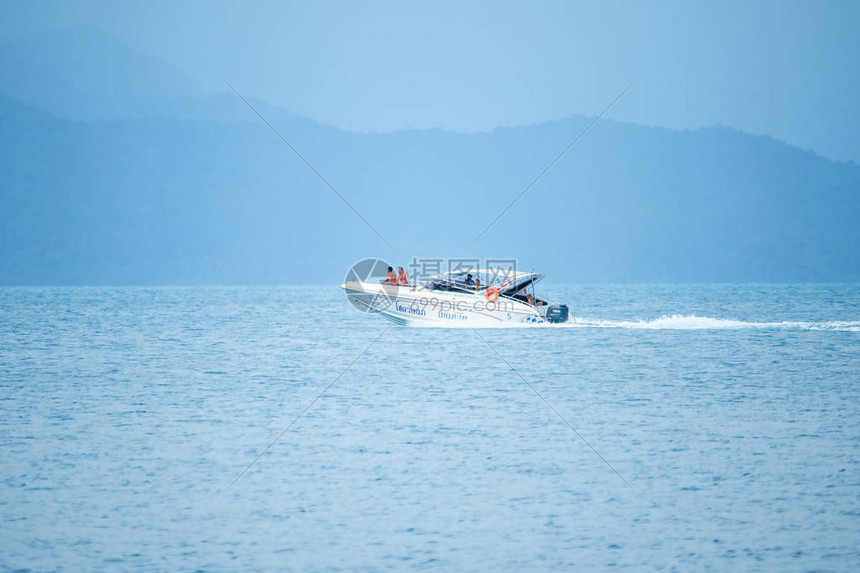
[375,278,496,293]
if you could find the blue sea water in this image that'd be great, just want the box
[1,284,858,571]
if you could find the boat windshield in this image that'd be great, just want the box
[422,270,532,293]
[423,276,475,293]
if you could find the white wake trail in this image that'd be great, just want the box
[558,314,860,332]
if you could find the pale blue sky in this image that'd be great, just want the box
[3,0,859,162]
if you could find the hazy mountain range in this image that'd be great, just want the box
[2,27,858,285]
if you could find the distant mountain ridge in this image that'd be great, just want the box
[1,28,858,285]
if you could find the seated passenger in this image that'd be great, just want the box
[474,278,481,290]
[386,266,397,284]
[397,266,410,285]
[524,287,535,306]
[464,273,476,287]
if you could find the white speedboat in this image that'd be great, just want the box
[342,268,570,326]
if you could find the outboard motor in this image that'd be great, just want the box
[545,304,569,324]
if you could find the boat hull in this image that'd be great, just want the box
[341,281,547,327]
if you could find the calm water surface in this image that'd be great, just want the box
[1,285,858,571]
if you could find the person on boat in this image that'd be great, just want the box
[386,266,397,284]
[522,287,545,306]
[397,266,410,286]
[522,287,535,306]
[464,273,476,288]
[474,277,481,290]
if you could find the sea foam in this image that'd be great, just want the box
[558,314,860,331]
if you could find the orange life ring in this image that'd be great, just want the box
[485,287,500,302]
